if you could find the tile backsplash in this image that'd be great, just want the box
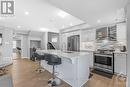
[80,42,95,51]
[80,40,127,51]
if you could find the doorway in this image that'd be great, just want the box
[30,40,41,60]
[12,40,21,59]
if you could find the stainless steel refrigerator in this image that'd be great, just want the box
[67,35,80,51]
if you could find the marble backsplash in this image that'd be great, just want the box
[80,40,127,51]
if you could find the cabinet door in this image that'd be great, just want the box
[117,23,126,41]
[89,29,96,41]
[67,32,74,37]
[108,25,117,41]
[81,29,95,42]
[81,30,89,42]
[73,31,80,36]
[60,33,67,50]
[114,53,127,75]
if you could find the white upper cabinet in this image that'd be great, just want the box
[117,23,127,42]
[73,30,80,36]
[80,29,96,51]
[60,33,67,51]
[67,32,74,37]
[90,29,96,41]
[67,30,80,37]
[81,29,96,42]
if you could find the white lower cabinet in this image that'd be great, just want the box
[114,53,127,75]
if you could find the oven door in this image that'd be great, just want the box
[94,54,113,66]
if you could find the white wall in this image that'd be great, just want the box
[41,32,48,50]
[16,40,21,48]
[21,35,29,58]
[36,32,44,50]
[0,28,13,64]
[126,1,130,87]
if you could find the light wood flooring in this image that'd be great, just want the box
[6,59,126,87]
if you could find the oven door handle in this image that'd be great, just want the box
[94,54,113,57]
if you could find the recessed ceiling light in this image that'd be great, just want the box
[17,26,21,28]
[50,18,55,22]
[97,19,101,23]
[40,28,49,32]
[70,23,73,26]
[58,11,69,18]
[62,25,65,29]
[25,11,29,15]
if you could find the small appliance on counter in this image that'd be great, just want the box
[114,45,127,52]
[120,45,127,52]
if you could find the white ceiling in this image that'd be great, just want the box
[0,0,84,32]
[47,0,127,26]
[0,0,127,32]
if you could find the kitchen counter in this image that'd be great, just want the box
[36,50,93,87]
[114,51,127,54]
[36,50,91,64]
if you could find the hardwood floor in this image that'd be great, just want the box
[6,59,126,87]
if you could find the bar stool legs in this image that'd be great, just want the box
[44,54,62,87]
[48,65,61,87]
[35,61,45,73]
[0,67,7,76]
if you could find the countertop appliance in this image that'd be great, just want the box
[67,35,80,51]
[94,49,114,74]
[120,46,127,52]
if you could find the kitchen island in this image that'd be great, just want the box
[37,50,93,87]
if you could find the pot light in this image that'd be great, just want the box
[97,19,101,23]
[70,23,73,26]
[25,11,29,15]
[40,28,49,32]
[17,26,21,28]
[62,25,65,29]
[58,11,69,18]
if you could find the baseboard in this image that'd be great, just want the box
[6,62,13,66]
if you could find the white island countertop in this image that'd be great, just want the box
[36,50,91,64]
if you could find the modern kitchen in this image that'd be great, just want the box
[36,20,127,87]
[0,0,130,87]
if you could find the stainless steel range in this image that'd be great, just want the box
[94,49,114,74]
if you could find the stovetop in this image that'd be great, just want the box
[95,49,115,55]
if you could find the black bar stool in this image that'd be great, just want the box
[44,54,62,86]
